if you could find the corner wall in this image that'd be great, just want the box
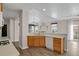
[19,9,29,49]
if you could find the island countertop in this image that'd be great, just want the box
[0,40,19,56]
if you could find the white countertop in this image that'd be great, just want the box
[0,40,20,56]
[45,32,67,35]
[27,35,66,38]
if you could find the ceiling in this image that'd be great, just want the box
[4,3,79,20]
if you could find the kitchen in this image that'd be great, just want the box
[0,3,79,56]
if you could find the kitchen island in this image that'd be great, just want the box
[45,33,67,54]
[0,38,19,56]
[27,33,67,54]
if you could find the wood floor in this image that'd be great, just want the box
[13,42,64,56]
[21,48,62,56]
[13,40,79,56]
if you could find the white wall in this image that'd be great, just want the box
[19,9,29,49]
[19,11,23,49]
[10,19,15,41]
[44,19,68,34]
[14,17,19,41]
[9,18,20,42]
[57,20,68,34]
[0,12,3,27]
[8,20,10,38]
[0,12,3,38]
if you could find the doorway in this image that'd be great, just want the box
[73,25,79,41]
[68,20,79,41]
[67,20,79,55]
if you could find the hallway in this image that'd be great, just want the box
[66,40,79,56]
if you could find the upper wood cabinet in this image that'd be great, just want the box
[27,36,45,48]
[0,3,3,12]
[0,3,3,27]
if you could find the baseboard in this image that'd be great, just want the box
[12,40,19,42]
[64,49,68,52]
[19,45,28,50]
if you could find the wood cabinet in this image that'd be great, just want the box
[53,37,64,54]
[27,36,34,47]
[27,36,45,48]
[0,3,3,27]
[0,3,3,12]
[39,36,45,47]
[34,36,40,47]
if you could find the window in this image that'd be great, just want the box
[73,25,79,40]
[29,24,39,33]
[51,23,58,33]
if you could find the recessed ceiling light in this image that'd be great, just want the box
[42,8,46,11]
[51,13,57,18]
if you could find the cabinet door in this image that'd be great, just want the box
[34,38,40,47]
[28,36,34,47]
[0,3,2,12]
[0,3,3,12]
[39,36,45,47]
[53,37,64,54]
[27,36,45,48]
[0,3,3,27]
[53,38,61,51]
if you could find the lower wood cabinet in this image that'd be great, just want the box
[27,36,34,47]
[27,36,45,48]
[53,37,64,54]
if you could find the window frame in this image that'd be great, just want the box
[51,23,58,33]
[29,24,39,33]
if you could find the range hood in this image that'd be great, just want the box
[0,3,4,27]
